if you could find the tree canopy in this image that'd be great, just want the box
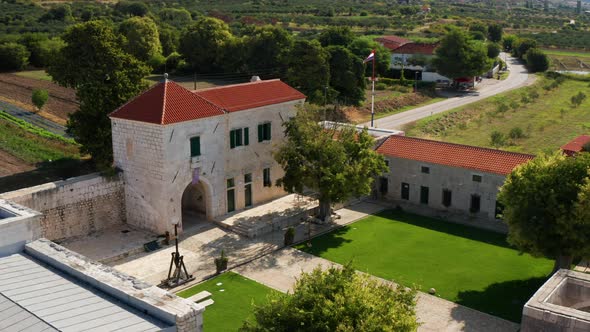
[240,264,418,332]
[48,21,150,167]
[498,152,590,272]
[119,16,162,62]
[0,42,29,71]
[274,112,387,220]
[244,25,293,76]
[285,39,330,104]
[432,28,492,79]
[326,45,366,106]
[488,23,503,43]
[179,17,234,72]
[348,37,390,77]
[524,48,549,72]
[318,26,355,47]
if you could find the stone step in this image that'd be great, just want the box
[199,298,214,307]
[187,291,211,303]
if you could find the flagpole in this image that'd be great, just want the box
[371,50,375,128]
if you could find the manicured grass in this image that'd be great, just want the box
[542,49,590,58]
[14,70,52,81]
[177,272,276,331]
[296,210,553,322]
[405,75,590,154]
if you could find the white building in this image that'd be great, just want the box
[375,135,534,232]
[109,78,305,235]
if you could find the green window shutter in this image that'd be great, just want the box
[236,128,243,146]
[258,124,263,142]
[244,127,249,146]
[266,122,271,140]
[190,136,200,156]
[230,130,236,149]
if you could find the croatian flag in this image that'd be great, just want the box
[363,50,375,63]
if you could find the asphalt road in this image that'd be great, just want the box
[364,54,531,130]
[0,100,68,137]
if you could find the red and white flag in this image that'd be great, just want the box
[363,50,375,63]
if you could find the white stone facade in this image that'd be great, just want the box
[379,156,507,231]
[111,100,302,235]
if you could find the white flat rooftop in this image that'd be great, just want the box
[0,253,172,332]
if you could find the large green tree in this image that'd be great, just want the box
[179,17,234,72]
[326,45,365,106]
[498,152,590,272]
[488,23,503,43]
[432,28,492,80]
[524,48,549,72]
[274,112,387,221]
[119,16,162,62]
[285,40,330,104]
[240,264,418,332]
[48,21,150,167]
[244,25,293,76]
[0,42,29,71]
[318,26,355,47]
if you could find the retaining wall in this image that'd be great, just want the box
[0,173,126,241]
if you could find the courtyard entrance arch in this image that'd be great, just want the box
[181,179,212,230]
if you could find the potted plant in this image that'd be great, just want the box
[214,250,228,274]
[284,227,295,246]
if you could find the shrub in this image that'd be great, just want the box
[148,53,166,73]
[509,127,525,139]
[0,42,30,71]
[571,92,587,107]
[524,48,549,73]
[32,89,49,110]
[490,130,507,148]
[529,90,540,100]
[214,250,228,274]
[375,83,387,90]
[284,227,295,246]
[497,103,509,113]
[165,52,182,72]
[582,141,590,152]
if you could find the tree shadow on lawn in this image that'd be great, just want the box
[452,276,549,324]
[294,226,353,256]
[376,209,511,249]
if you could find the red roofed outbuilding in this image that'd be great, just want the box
[375,35,411,51]
[561,135,590,156]
[375,135,534,231]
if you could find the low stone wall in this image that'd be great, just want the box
[0,199,42,256]
[0,173,126,241]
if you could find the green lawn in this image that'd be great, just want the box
[405,74,590,154]
[177,272,276,331]
[296,210,553,322]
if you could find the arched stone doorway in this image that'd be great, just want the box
[181,181,209,230]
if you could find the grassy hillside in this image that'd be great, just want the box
[405,73,590,154]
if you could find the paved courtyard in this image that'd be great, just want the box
[65,199,521,331]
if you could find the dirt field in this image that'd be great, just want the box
[0,150,34,177]
[0,73,78,123]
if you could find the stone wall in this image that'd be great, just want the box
[379,156,509,233]
[0,199,42,255]
[0,173,126,241]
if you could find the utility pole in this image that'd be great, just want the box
[371,51,376,128]
[193,72,197,90]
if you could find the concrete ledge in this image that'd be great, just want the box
[24,239,203,330]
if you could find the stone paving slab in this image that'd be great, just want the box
[234,248,520,332]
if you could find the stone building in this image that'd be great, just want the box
[109,78,305,235]
[375,135,534,232]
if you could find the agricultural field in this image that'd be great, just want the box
[543,49,590,73]
[405,73,590,154]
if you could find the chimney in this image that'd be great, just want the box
[250,76,261,82]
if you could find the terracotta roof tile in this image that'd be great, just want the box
[375,35,411,51]
[195,79,305,112]
[393,42,438,55]
[109,81,224,125]
[561,135,590,155]
[376,135,534,175]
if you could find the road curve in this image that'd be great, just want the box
[364,54,532,130]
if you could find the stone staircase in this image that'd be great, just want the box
[215,194,318,238]
[187,291,214,308]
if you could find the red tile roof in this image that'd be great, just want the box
[109,81,224,125]
[376,135,535,175]
[109,79,305,125]
[393,42,438,55]
[561,135,590,156]
[195,79,305,112]
[375,35,411,51]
